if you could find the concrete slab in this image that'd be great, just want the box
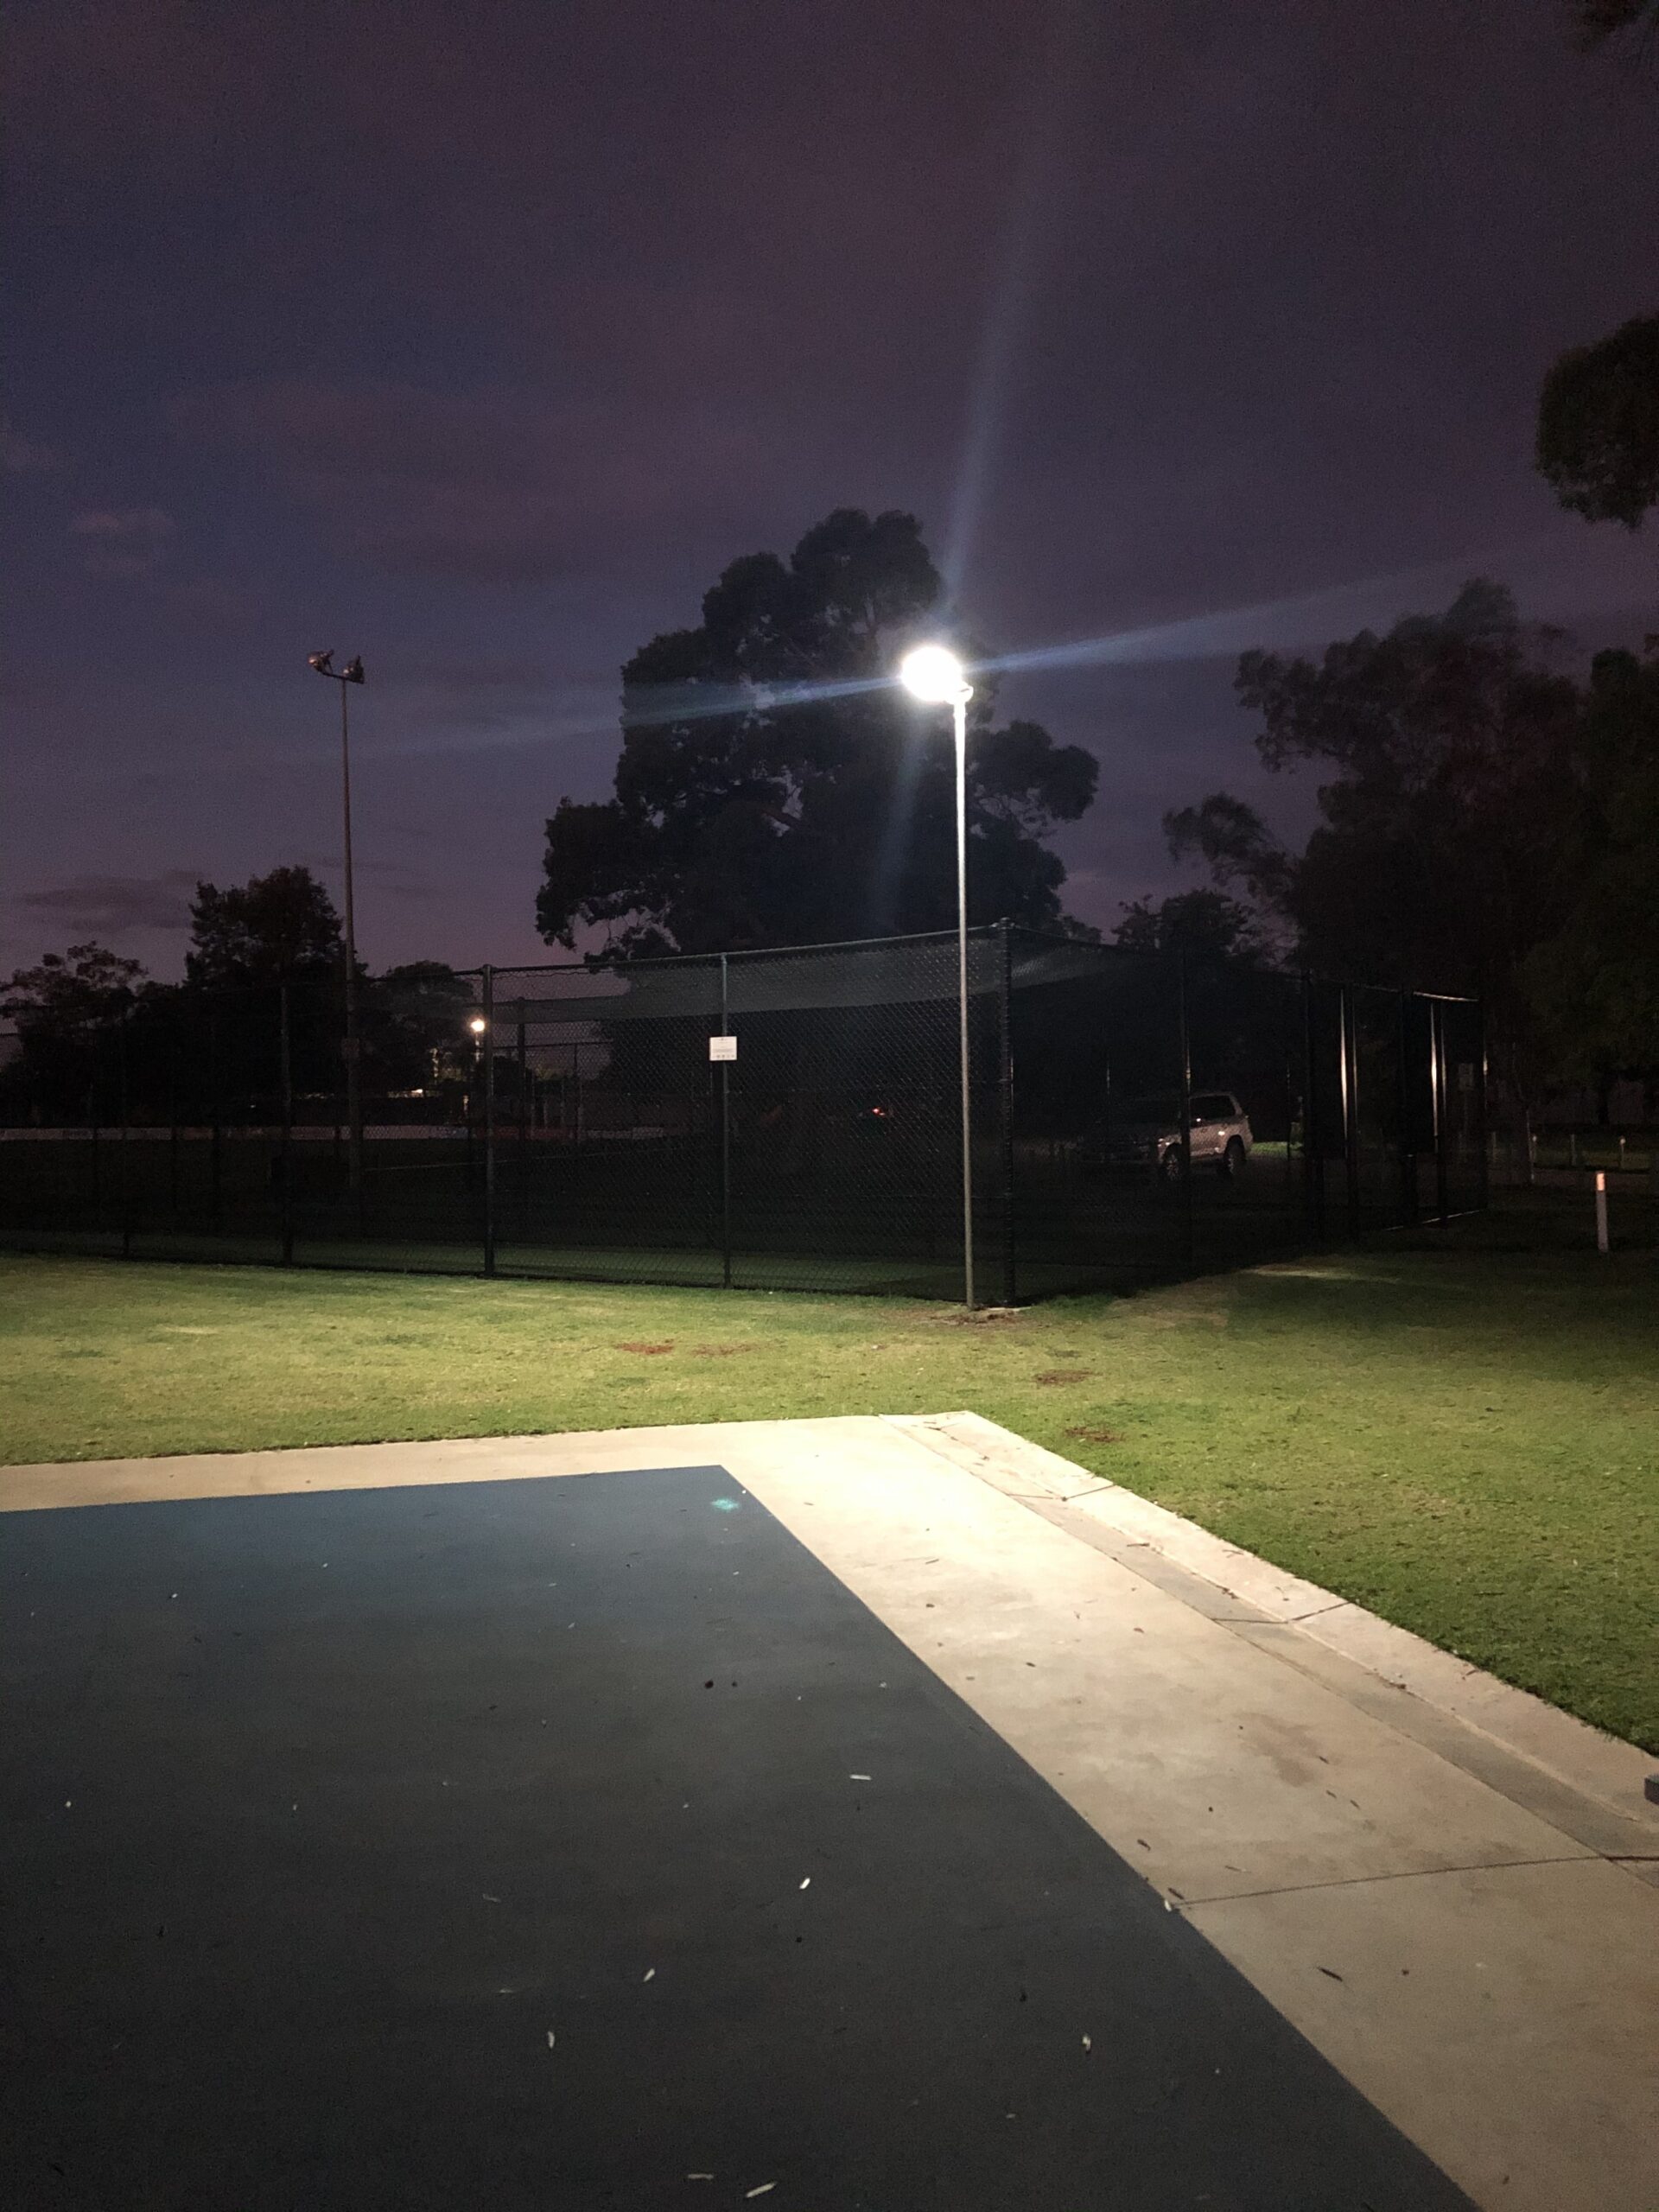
[1185,1858,1659,2212]
[892,1411,1655,1826]
[1226,1619,1659,1866]
[6,1414,1655,2207]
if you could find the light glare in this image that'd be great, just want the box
[899,644,970,704]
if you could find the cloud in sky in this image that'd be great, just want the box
[177,379,813,582]
[67,505,175,578]
[11,869,200,934]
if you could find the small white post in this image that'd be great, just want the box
[1595,1170,1609,1255]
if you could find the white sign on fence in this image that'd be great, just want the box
[708,1034,738,1063]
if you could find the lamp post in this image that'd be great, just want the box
[308,650,365,1209]
[899,643,976,1309]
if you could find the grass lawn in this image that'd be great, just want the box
[2,1192,1655,1751]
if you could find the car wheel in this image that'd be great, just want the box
[1219,1137,1245,1181]
[1159,1144,1185,1185]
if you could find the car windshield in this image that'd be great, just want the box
[1113,1096,1181,1124]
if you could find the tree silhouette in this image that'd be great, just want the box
[537,508,1097,957]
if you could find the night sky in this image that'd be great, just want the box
[6,0,1657,982]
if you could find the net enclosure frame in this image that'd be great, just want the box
[0,923,1485,1301]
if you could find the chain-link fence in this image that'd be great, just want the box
[0,925,1484,1299]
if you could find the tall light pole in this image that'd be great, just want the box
[308,649,365,1207]
[899,643,977,1309]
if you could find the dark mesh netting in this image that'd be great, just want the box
[0,926,1484,1299]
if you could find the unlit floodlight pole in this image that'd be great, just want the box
[308,650,366,1209]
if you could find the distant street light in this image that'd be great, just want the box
[308,649,366,1208]
[898,643,977,1309]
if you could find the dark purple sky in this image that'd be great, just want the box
[5,0,1656,981]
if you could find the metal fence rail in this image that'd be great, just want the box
[0,925,1484,1300]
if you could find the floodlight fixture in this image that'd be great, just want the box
[899,643,972,705]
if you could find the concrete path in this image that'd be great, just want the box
[5,1415,1656,2209]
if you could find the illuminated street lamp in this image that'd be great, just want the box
[899,643,977,1309]
[307,649,366,1206]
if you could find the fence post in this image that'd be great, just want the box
[482,965,497,1275]
[208,1007,223,1234]
[279,983,295,1266]
[118,1009,132,1260]
[719,953,733,1289]
[1177,951,1195,1271]
[998,918,1016,1306]
[1476,1001,1490,1213]
[517,1009,529,1237]
[1433,1001,1451,1228]
[1301,972,1325,1238]
[1339,983,1361,1236]
[1396,989,1416,1226]
[168,1031,181,1219]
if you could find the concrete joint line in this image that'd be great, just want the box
[1168,1851,1590,1915]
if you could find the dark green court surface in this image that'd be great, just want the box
[3,1470,1472,2210]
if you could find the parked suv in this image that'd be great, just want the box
[1078,1090,1253,1182]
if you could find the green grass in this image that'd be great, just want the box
[2,1194,1656,1751]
